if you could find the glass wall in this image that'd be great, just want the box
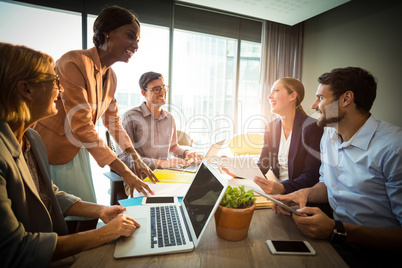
[171,30,237,150]
[170,31,262,151]
[237,41,264,135]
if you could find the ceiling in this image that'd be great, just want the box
[177,0,351,26]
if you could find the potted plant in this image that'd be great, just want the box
[214,185,256,241]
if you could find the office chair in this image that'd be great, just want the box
[177,130,193,147]
[104,130,127,205]
[228,133,264,156]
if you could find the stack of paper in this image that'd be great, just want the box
[255,196,273,209]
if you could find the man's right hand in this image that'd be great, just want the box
[271,188,309,215]
[156,157,189,169]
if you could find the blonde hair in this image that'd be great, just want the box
[277,77,306,115]
[0,42,54,123]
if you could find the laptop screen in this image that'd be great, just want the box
[183,163,224,238]
[204,139,225,162]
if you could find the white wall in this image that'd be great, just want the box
[301,0,402,127]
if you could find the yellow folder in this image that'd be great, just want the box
[143,169,195,184]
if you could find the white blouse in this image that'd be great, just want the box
[278,126,292,182]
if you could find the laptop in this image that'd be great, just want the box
[167,139,226,173]
[114,159,229,258]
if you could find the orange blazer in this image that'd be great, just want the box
[34,47,132,167]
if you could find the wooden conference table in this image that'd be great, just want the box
[69,208,348,267]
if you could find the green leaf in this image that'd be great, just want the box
[220,185,256,209]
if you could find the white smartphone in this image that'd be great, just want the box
[141,196,178,205]
[266,240,316,255]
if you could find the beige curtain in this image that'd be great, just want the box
[259,21,303,121]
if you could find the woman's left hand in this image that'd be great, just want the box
[253,176,286,194]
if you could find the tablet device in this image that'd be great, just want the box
[266,240,316,255]
[251,188,306,217]
[141,196,178,205]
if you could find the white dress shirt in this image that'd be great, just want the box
[278,126,292,182]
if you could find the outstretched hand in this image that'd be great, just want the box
[123,173,155,197]
[253,176,285,194]
[132,154,159,183]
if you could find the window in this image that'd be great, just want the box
[170,31,262,152]
[171,30,237,150]
[237,41,264,135]
[172,5,262,151]
[0,1,81,61]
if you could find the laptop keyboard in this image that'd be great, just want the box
[150,206,186,248]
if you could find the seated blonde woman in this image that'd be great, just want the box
[0,42,140,266]
[255,77,323,194]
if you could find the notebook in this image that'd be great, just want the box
[167,139,226,173]
[114,159,229,258]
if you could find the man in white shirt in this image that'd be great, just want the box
[272,67,402,267]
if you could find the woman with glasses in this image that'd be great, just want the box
[0,42,139,267]
[254,78,323,194]
[34,6,157,233]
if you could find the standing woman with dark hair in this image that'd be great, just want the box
[34,6,157,233]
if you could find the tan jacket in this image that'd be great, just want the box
[34,47,132,167]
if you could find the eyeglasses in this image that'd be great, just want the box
[144,85,169,94]
[27,75,61,91]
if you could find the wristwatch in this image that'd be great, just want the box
[330,220,347,244]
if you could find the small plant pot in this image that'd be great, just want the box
[214,202,256,241]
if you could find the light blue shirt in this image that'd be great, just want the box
[319,115,402,227]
